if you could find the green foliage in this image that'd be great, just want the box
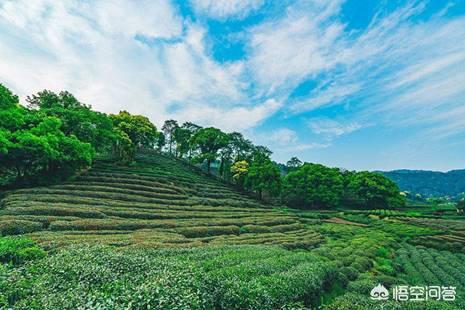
[191,127,229,173]
[245,153,281,199]
[382,169,465,200]
[27,90,116,153]
[0,220,43,236]
[0,86,117,185]
[161,119,179,155]
[0,245,339,309]
[231,160,249,188]
[0,236,45,265]
[286,156,302,172]
[282,163,343,209]
[345,171,406,209]
[110,111,158,163]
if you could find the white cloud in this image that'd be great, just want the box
[170,98,282,132]
[291,83,360,113]
[246,0,344,95]
[250,127,329,158]
[267,128,298,145]
[1,0,465,147]
[244,0,465,138]
[0,0,277,131]
[280,142,330,153]
[308,119,361,137]
[190,0,264,20]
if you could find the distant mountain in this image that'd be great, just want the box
[380,169,465,199]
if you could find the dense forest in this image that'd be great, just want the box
[382,169,465,200]
[0,83,404,210]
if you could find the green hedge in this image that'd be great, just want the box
[0,220,43,236]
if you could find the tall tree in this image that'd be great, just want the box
[282,163,344,209]
[156,132,166,152]
[245,155,281,200]
[27,90,115,153]
[110,111,158,163]
[173,127,191,158]
[190,127,228,173]
[345,171,405,209]
[181,122,202,159]
[286,157,302,172]
[162,120,179,155]
[228,132,254,162]
[231,160,249,189]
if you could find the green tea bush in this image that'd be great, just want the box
[0,220,43,235]
[239,225,271,233]
[0,237,46,265]
[177,225,240,238]
[0,245,338,309]
[49,219,177,231]
[339,266,359,281]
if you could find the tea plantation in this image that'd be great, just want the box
[0,153,322,250]
[1,153,465,309]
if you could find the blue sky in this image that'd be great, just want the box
[1,0,465,171]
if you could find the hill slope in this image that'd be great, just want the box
[0,153,322,249]
[381,169,465,199]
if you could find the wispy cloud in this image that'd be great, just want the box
[190,0,264,20]
[235,0,465,140]
[1,0,464,164]
[246,0,344,95]
[308,119,362,137]
[0,0,271,132]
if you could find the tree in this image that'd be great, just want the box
[228,132,254,162]
[345,171,405,209]
[0,83,19,108]
[190,127,228,173]
[110,111,158,163]
[231,160,249,188]
[156,132,166,152]
[1,116,93,180]
[457,199,465,215]
[181,122,202,159]
[253,145,272,159]
[173,127,192,158]
[27,90,115,153]
[162,120,179,155]
[282,163,344,209]
[245,156,281,200]
[286,157,302,172]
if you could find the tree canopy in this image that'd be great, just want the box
[190,127,229,173]
[0,83,406,210]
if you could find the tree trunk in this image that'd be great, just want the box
[207,159,211,173]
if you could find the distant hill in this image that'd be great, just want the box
[380,169,465,199]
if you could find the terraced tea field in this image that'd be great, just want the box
[2,153,465,309]
[0,153,322,249]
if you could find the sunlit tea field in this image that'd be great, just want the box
[1,153,464,309]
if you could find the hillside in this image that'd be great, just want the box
[381,169,465,199]
[2,152,465,308]
[0,152,321,249]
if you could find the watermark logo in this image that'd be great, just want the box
[371,284,389,300]
[371,284,456,302]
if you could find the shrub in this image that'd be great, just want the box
[339,266,359,281]
[0,220,43,235]
[239,225,271,234]
[177,225,240,238]
[0,237,46,265]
